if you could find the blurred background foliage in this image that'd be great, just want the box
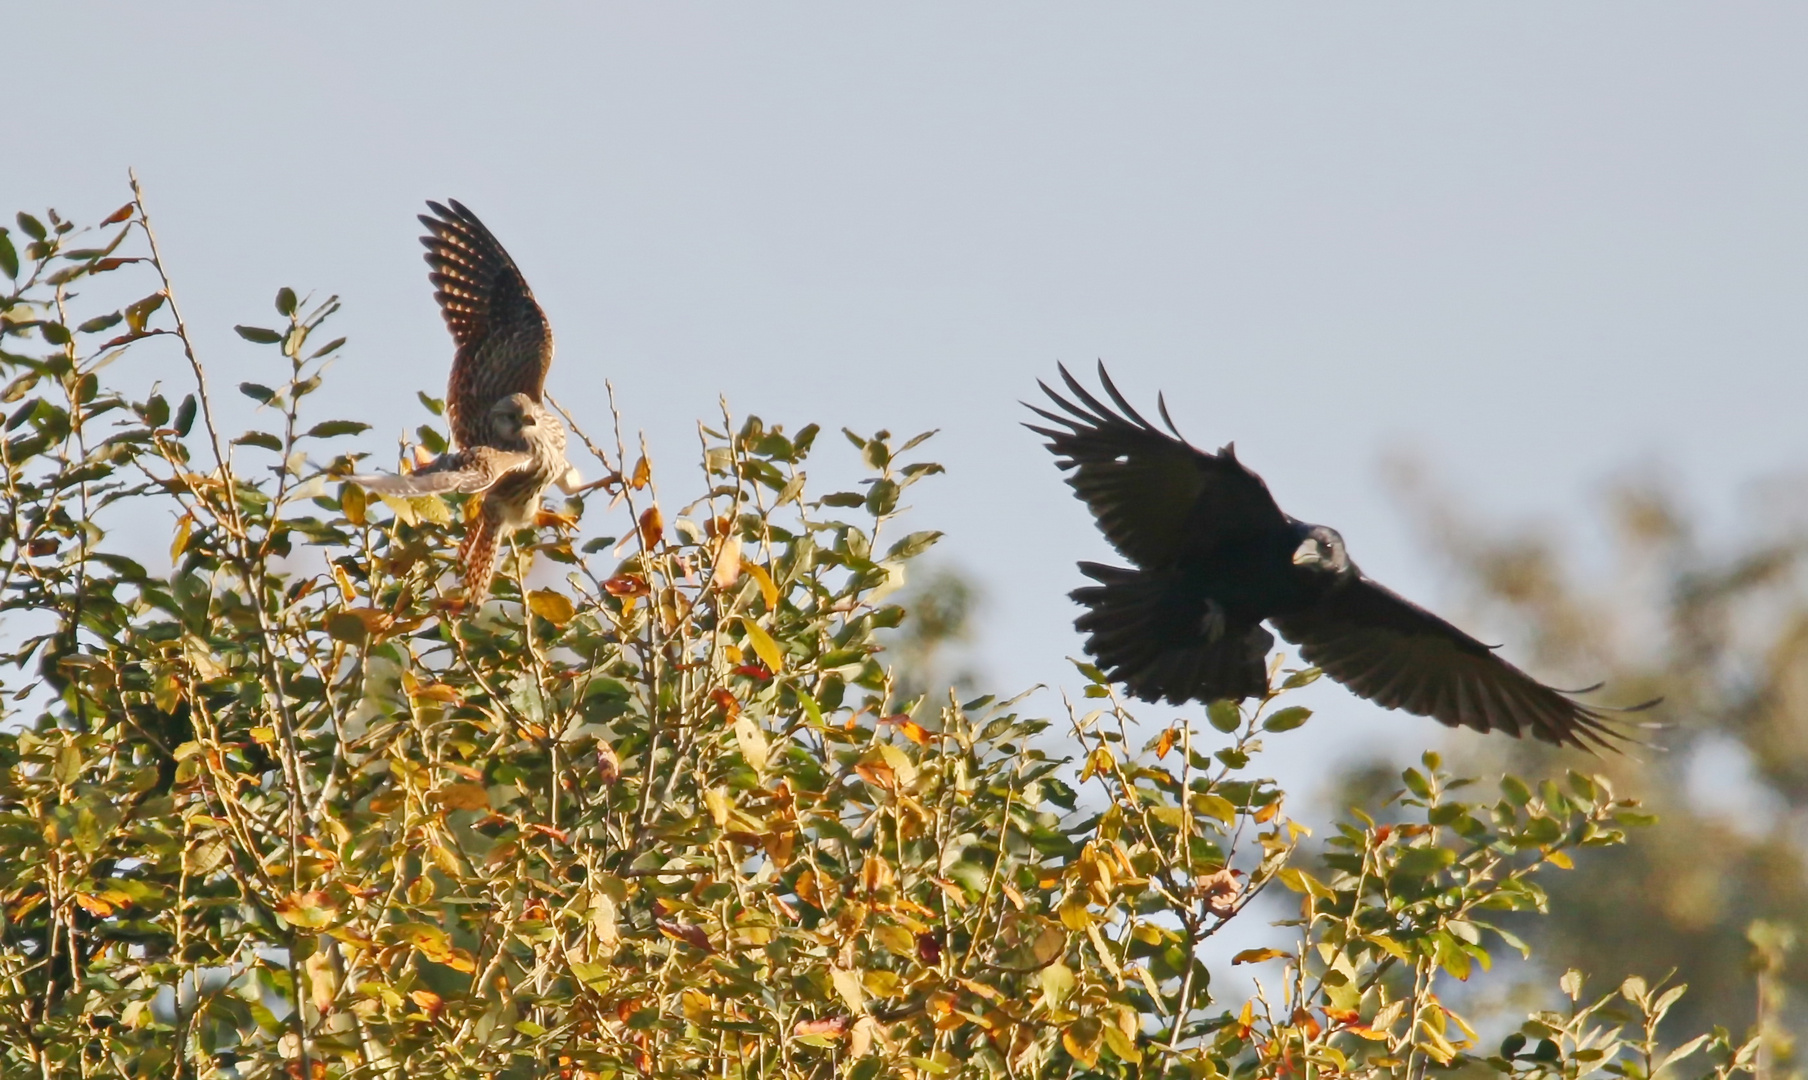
[1311,457,1808,1046]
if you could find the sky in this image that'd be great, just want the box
[7,3,1808,794]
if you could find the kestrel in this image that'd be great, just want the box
[353,200,579,604]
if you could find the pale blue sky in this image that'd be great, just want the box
[8,4,1808,786]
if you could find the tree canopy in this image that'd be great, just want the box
[0,189,1771,1080]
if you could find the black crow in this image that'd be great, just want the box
[1026,363,1653,751]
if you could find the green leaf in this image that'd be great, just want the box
[125,292,166,332]
[1394,845,1456,879]
[1207,699,1242,733]
[1280,666,1321,689]
[239,382,276,404]
[77,312,122,335]
[16,213,46,241]
[0,230,16,279]
[174,394,197,436]
[275,287,297,316]
[234,325,282,344]
[1261,706,1311,732]
[885,530,942,561]
[306,420,370,439]
[234,431,283,451]
[865,478,900,516]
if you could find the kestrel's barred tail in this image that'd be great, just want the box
[459,516,503,607]
[419,200,554,450]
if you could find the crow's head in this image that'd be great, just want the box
[1291,524,1350,576]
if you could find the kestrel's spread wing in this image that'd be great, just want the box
[420,200,553,449]
[350,445,534,498]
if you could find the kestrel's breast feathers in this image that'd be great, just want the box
[420,199,554,449]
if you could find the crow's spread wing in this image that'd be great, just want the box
[1272,577,1650,751]
[1025,363,1290,568]
[420,200,553,449]
[350,446,533,498]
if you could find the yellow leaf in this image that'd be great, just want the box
[389,921,453,962]
[340,482,366,526]
[1231,947,1288,965]
[275,890,339,929]
[1037,962,1075,1005]
[304,947,338,1014]
[681,987,711,1021]
[526,589,575,625]
[1062,1018,1103,1068]
[873,924,916,957]
[740,617,784,673]
[1101,1023,1142,1064]
[734,714,770,772]
[630,454,651,489]
[830,966,867,1014]
[711,535,743,589]
[1191,792,1236,825]
[412,493,451,525]
[1058,890,1094,931]
[431,782,490,812]
[249,727,276,746]
[704,787,732,827]
[741,558,779,610]
[377,494,417,526]
[73,893,116,917]
[1366,934,1412,963]
[170,514,193,563]
[1132,964,1164,1003]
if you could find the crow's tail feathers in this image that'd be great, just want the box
[1072,562,1272,706]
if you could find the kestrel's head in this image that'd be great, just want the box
[489,393,544,439]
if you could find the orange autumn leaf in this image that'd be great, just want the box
[793,1016,851,1038]
[1155,726,1178,759]
[657,918,713,952]
[603,574,650,597]
[638,505,664,548]
[880,714,933,745]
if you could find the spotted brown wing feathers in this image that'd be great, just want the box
[420,200,554,449]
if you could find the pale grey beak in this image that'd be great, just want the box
[1292,539,1323,567]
